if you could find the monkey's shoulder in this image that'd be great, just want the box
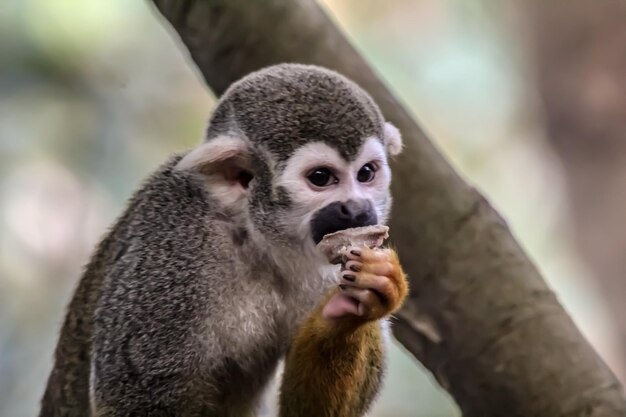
[103,155,241,260]
[90,155,256,320]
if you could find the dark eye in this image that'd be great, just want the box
[357,163,377,183]
[307,167,337,187]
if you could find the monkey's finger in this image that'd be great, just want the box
[339,286,382,308]
[339,286,386,319]
[340,272,398,312]
[340,271,396,302]
[341,245,366,261]
[345,259,393,277]
[322,291,360,319]
[343,260,363,273]
[342,245,391,262]
[363,247,395,263]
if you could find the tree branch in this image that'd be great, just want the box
[149,0,626,415]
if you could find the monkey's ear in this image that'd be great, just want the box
[383,122,403,156]
[175,136,253,202]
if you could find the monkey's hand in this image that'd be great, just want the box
[279,247,407,417]
[323,246,408,322]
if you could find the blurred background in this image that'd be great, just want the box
[1,0,625,416]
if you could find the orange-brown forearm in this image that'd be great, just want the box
[279,292,385,417]
[279,246,408,417]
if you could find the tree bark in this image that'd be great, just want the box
[526,0,626,382]
[148,0,626,415]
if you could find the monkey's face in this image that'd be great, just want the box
[274,137,392,246]
[175,64,403,251]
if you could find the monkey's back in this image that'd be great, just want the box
[41,156,285,416]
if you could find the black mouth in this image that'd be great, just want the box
[312,224,347,245]
[310,201,378,244]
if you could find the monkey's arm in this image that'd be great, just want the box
[279,298,386,417]
[279,246,408,417]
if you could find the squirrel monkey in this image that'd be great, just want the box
[40,63,408,417]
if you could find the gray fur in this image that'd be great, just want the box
[207,63,385,161]
[40,64,395,416]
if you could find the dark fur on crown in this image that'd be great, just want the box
[206,63,385,162]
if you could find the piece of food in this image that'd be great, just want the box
[317,225,389,264]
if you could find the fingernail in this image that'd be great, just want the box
[349,264,361,272]
[350,249,361,256]
[343,274,356,282]
[339,284,348,291]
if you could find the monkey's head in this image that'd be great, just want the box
[176,64,403,252]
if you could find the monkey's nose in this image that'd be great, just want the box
[338,200,371,222]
